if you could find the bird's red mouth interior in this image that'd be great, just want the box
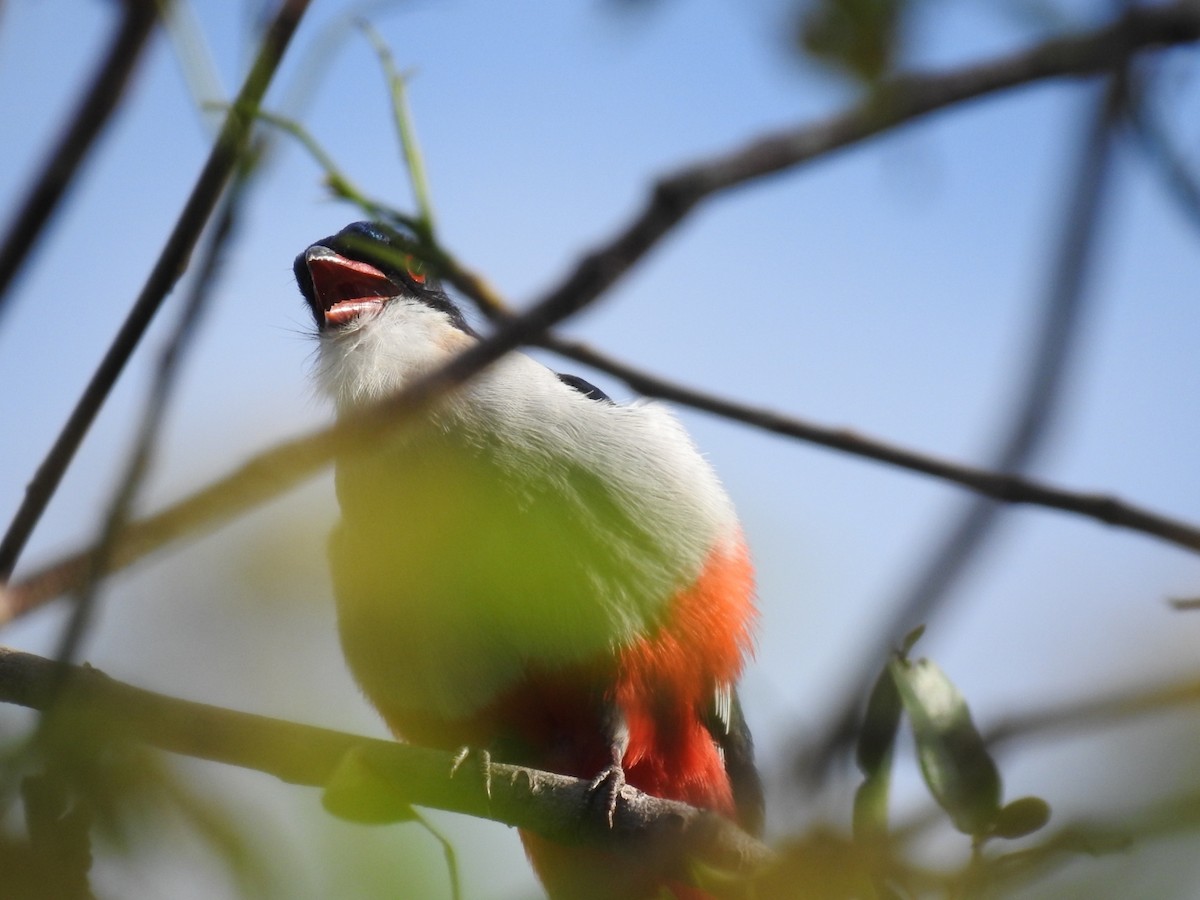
[307,252,398,329]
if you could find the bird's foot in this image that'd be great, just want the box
[587,762,627,828]
[450,746,493,801]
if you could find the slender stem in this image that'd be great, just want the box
[358,21,437,234]
[0,0,157,320]
[49,190,241,688]
[0,645,772,878]
[0,0,313,581]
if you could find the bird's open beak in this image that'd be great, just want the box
[305,245,399,330]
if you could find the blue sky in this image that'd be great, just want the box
[2,0,1200,896]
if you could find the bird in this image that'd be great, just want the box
[293,220,762,899]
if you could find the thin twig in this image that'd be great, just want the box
[1125,79,1200,234]
[0,645,772,882]
[242,108,424,230]
[412,810,463,900]
[984,676,1200,749]
[0,0,157,319]
[358,21,437,235]
[541,337,1200,549]
[49,189,242,686]
[0,0,313,582]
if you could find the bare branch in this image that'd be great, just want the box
[9,314,1200,627]
[1125,78,1200,234]
[629,2,1200,213]
[49,189,244,688]
[0,0,313,582]
[540,338,1200,551]
[0,645,772,882]
[0,0,158,320]
[984,676,1200,749]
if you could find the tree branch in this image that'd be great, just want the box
[8,336,1200,625]
[542,338,1200,548]
[473,3,1200,334]
[0,645,771,882]
[0,0,312,581]
[0,0,158,321]
[1125,77,1200,235]
[984,675,1200,750]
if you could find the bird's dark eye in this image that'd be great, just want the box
[332,221,428,289]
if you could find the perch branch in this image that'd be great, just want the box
[0,645,771,881]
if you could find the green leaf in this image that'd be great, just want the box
[898,625,925,658]
[322,746,417,824]
[857,665,903,776]
[992,796,1051,840]
[889,657,1001,836]
[798,0,903,83]
[853,759,892,844]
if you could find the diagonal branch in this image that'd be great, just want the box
[984,675,1200,750]
[0,0,313,582]
[1124,77,1200,234]
[0,645,771,881]
[483,3,1199,336]
[6,354,1199,626]
[49,189,245,686]
[0,0,158,321]
[540,339,1200,551]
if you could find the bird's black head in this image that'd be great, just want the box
[294,221,470,333]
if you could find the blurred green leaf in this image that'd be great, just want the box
[798,0,904,83]
[888,657,1001,836]
[854,665,902,844]
[857,665,903,776]
[323,746,417,824]
[993,796,1052,840]
[753,830,878,899]
[853,761,892,845]
[21,771,93,899]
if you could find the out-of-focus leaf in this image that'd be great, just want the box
[798,0,904,83]
[752,830,877,899]
[853,760,892,844]
[854,628,925,843]
[30,701,276,894]
[22,772,93,900]
[854,666,901,843]
[993,796,1052,840]
[898,625,925,657]
[888,657,1001,836]
[323,745,417,824]
[857,665,903,776]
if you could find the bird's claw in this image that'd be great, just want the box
[450,746,493,801]
[587,763,627,828]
